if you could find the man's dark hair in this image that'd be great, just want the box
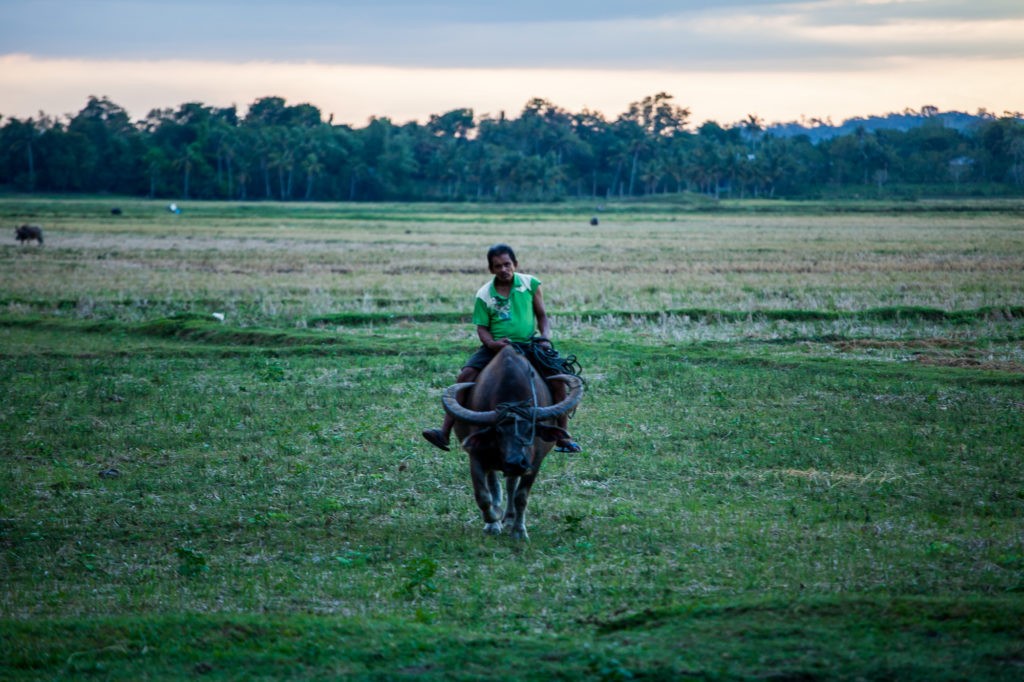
[487,243,517,268]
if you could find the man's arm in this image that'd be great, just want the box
[478,325,509,351]
[533,285,552,346]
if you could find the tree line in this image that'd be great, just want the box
[2,93,1023,201]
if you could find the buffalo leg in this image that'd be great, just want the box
[508,473,537,540]
[502,477,520,527]
[486,470,502,509]
[470,459,503,534]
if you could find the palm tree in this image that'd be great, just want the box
[301,152,324,200]
[172,142,203,198]
[2,117,40,191]
[269,143,295,200]
[143,147,167,198]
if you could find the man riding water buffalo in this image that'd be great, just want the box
[422,243,582,454]
[440,345,582,538]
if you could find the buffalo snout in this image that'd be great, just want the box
[502,450,533,477]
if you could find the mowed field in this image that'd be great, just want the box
[1,196,1023,680]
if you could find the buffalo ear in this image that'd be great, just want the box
[461,428,494,450]
[536,425,571,443]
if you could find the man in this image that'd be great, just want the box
[422,243,582,453]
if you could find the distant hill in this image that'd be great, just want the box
[766,108,1012,143]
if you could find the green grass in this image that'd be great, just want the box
[4,597,1021,679]
[1,196,1023,679]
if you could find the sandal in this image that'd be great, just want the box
[555,440,582,453]
[422,428,451,451]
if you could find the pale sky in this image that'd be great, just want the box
[1,1,1022,127]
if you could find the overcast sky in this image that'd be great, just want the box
[2,0,1022,126]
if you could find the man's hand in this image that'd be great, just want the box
[488,338,511,351]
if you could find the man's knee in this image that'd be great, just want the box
[457,367,479,382]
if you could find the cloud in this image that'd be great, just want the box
[1,1,1022,125]
[2,53,1020,128]
[1,0,1021,68]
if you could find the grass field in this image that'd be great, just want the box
[2,196,1023,679]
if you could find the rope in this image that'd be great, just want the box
[512,337,585,382]
[492,400,536,422]
[511,337,583,423]
[492,399,538,449]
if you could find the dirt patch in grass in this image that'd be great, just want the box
[914,355,1024,373]
[833,338,1024,373]
[834,338,967,351]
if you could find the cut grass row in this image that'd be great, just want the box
[4,595,1022,680]
[3,313,1023,379]
[3,303,1022,331]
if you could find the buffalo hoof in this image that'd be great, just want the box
[484,521,503,535]
[510,527,529,541]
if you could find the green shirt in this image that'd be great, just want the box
[472,273,541,343]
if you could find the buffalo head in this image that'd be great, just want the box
[442,374,582,476]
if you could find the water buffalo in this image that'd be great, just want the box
[15,224,43,245]
[441,345,583,539]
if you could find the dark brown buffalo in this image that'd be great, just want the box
[15,224,43,245]
[441,345,583,539]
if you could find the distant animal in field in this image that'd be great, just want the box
[111,207,122,215]
[590,216,599,226]
[15,224,44,245]
[441,345,583,539]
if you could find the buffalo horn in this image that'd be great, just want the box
[441,383,499,425]
[532,374,584,421]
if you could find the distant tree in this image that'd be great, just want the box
[143,147,168,197]
[0,116,41,191]
[425,109,475,199]
[427,108,474,140]
[753,135,798,197]
[245,96,289,127]
[66,96,142,193]
[621,92,690,138]
[568,109,610,197]
[1009,136,1024,187]
[3,93,1022,200]
[614,93,692,196]
[976,116,1024,183]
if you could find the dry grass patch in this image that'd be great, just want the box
[831,338,1024,373]
[4,203,1024,315]
[913,355,1024,373]
[771,467,912,486]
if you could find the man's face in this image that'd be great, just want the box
[489,253,516,284]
